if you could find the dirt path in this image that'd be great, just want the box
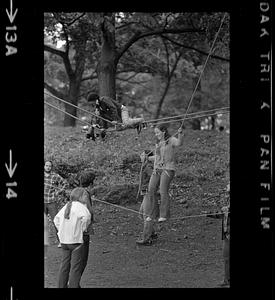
[45,202,225,288]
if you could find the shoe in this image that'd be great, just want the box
[158,217,167,222]
[58,243,62,248]
[136,239,152,246]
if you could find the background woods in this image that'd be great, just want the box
[44,12,229,128]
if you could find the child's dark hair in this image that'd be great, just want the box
[79,171,96,188]
[155,124,171,144]
[87,93,99,102]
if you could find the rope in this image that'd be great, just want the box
[44,91,228,130]
[44,101,91,126]
[45,182,224,221]
[146,106,229,124]
[154,109,229,126]
[91,195,224,221]
[45,100,229,130]
[179,13,227,130]
[142,13,227,159]
[44,91,117,125]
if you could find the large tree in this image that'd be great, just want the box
[44,12,229,126]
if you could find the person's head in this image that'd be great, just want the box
[79,171,96,188]
[87,93,100,103]
[44,160,53,173]
[64,187,92,219]
[70,187,90,204]
[154,124,170,143]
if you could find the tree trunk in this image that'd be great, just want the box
[97,14,117,99]
[64,80,80,127]
[63,38,87,127]
[154,77,171,119]
[64,101,77,127]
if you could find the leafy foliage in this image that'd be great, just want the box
[44,12,229,126]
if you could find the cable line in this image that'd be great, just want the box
[44,101,91,126]
[44,91,119,125]
[146,106,229,124]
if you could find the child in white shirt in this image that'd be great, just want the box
[54,187,92,288]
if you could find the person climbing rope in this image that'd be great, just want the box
[85,93,145,140]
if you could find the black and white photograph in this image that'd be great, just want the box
[1,0,273,297]
[43,11,230,288]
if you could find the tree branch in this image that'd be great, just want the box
[44,44,66,58]
[44,82,66,100]
[66,13,86,26]
[44,43,75,79]
[161,35,230,62]
[115,27,203,65]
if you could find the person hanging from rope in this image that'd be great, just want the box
[85,93,145,140]
[136,124,184,245]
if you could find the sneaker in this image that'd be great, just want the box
[136,239,152,246]
[158,217,167,222]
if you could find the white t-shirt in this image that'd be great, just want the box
[54,201,91,244]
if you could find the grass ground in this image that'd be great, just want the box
[44,124,229,288]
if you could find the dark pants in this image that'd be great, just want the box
[44,202,59,242]
[58,243,83,288]
[223,238,230,282]
[80,235,90,276]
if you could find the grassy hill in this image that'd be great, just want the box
[44,124,229,209]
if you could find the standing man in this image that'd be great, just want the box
[44,160,69,247]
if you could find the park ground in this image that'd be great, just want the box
[44,124,229,288]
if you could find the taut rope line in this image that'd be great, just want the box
[143,12,227,158]
[44,101,91,126]
[90,195,224,221]
[45,100,229,129]
[44,91,119,125]
[156,110,229,126]
[179,13,227,131]
[145,106,229,124]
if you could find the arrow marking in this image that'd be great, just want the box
[5,150,17,178]
[6,0,18,24]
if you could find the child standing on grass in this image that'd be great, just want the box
[207,183,230,287]
[78,171,96,278]
[54,187,93,288]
